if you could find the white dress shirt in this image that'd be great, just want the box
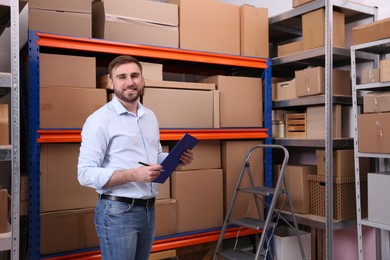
[77,96,168,199]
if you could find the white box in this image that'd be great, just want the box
[368,172,390,226]
[273,226,311,260]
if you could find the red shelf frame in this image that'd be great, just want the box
[36,128,268,143]
[43,227,261,260]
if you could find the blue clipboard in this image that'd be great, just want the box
[153,133,199,184]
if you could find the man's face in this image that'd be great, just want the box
[109,62,144,105]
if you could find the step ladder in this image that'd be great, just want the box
[213,144,306,260]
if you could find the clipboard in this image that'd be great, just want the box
[153,133,199,184]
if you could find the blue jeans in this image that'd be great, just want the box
[95,197,155,260]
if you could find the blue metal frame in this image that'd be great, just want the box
[27,30,41,259]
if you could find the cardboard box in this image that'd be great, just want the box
[0,104,9,145]
[0,189,8,233]
[277,40,302,57]
[171,169,223,233]
[221,140,263,220]
[292,0,316,8]
[358,112,390,153]
[285,113,306,138]
[363,91,390,113]
[40,143,98,212]
[380,59,390,82]
[302,9,345,50]
[142,86,216,128]
[40,53,96,88]
[203,75,263,127]
[92,0,178,48]
[169,0,240,55]
[40,86,106,128]
[295,67,351,97]
[368,172,390,226]
[150,250,177,260]
[306,105,342,139]
[361,68,380,84]
[275,165,315,214]
[273,79,296,101]
[273,226,311,260]
[316,149,371,178]
[352,17,390,46]
[155,198,176,237]
[240,5,269,58]
[40,208,98,255]
[176,140,221,171]
[29,0,92,38]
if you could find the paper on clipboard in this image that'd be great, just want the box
[153,133,199,184]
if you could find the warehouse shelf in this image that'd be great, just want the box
[351,37,390,260]
[273,138,353,148]
[41,227,260,260]
[270,1,377,259]
[273,95,353,108]
[280,211,356,230]
[27,30,272,259]
[36,128,269,143]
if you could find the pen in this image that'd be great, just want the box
[138,161,165,172]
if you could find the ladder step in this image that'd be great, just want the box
[229,217,276,231]
[217,249,263,260]
[239,186,276,196]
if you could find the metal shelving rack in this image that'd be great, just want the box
[0,0,20,259]
[351,37,390,260]
[27,31,272,259]
[269,0,377,259]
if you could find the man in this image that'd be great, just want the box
[78,55,193,259]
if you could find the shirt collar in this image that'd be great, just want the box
[111,96,146,117]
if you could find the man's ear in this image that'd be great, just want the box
[108,78,114,90]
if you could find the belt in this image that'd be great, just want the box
[100,194,155,207]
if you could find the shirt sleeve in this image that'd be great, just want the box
[77,114,114,191]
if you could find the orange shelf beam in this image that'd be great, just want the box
[35,32,268,69]
[43,227,261,260]
[36,129,268,143]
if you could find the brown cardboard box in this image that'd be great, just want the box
[40,143,98,212]
[306,105,342,139]
[358,113,390,153]
[0,104,9,145]
[222,140,263,220]
[40,86,106,128]
[142,84,217,128]
[155,198,176,237]
[275,165,315,214]
[40,208,98,255]
[157,145,170,200]
[92,0,178,48]
[203,75,263,127]
[150,250,177,260]
[380,59,390,82]
[176,140,221,171]
[352,17,390,45]
[169,0,240,55]
[171,169,223,233]
[361,68,380,84]
[316,149,371,178]
[29,0,91,38]
[295,67,351,97]
[40,53,96,88]
[277,40,302,57]
[240,5,269,58]
[292,0,316,8]
[273,79,296,101]
[302,9,345,50]
[363,91,390,113]
[0,189,8,233]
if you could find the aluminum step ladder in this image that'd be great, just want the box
[213,144,306,260]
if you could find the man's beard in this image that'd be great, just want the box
[113,87,142,103]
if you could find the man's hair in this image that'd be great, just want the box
[108,55,143,78]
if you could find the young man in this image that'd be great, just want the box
[78,55,193,259]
